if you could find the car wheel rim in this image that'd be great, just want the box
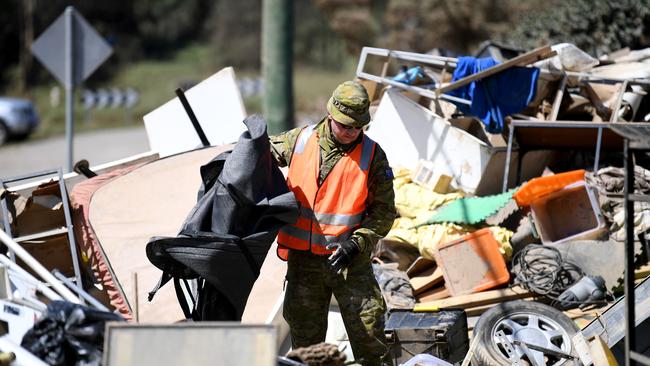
[490,312,573,366]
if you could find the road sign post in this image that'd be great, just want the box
[32,6,112,172]
[65,7,74,172]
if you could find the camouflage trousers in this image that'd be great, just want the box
[283,250,391,366]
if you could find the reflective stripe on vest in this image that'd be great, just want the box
[280,225,355,247]
[277,124,376,259]
[297,206,365,226]
[294,124,317,154]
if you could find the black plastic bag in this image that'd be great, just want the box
[21,301,124,366]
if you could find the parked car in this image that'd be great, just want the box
[0,97,39,145]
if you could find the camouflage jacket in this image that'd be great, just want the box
[270,117,396,254]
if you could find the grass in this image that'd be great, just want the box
[11,43,357,140]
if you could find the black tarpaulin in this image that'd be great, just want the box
[147,114,298,320]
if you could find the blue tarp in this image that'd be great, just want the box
[446,56,540,133]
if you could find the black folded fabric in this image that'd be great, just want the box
[147,114,298,320]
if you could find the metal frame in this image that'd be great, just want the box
[0,168,83,291]
[357,46,650,365]
[356,47,470,106]
[598,123,650,365]
[623,138,650,366]
[501,120,619,192]
[356,46,650,91]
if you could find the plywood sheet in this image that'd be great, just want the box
[89,145,231,322]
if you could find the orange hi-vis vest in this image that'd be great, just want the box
[277,124,376,261]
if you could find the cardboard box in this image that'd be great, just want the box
[411,160,452,194]
[17,233,76,278]
[355,78,386,103]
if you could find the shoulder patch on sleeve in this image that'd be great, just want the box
[385,167,394,179]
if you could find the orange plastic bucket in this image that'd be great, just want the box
[513,169,585,206]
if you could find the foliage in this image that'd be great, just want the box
[205,0,263,70]
[504,0,650,57]
[379,0,554,54]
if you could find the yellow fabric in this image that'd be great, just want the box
[387,167,513,261]
[393,168,463,219]
[386,218,471,260]
[386,218,513,261]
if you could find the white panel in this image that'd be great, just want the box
[104,323,276,366]
[366,89,491,193]
[143,67,247,157]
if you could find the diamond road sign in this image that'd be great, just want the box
[31,8,112,87]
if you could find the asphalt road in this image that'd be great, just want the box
[0,126,150,179]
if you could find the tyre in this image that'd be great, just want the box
[0,121,7,146]
[11,131,31,141]
[472,300,579,366]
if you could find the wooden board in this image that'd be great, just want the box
[406,256,435,277]
[416,286,449,302]
[410,266,444,295]
[417,286,533,310]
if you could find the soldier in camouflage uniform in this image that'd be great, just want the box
[270,81,396,366]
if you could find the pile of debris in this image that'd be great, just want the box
[353,42,650,365]
[2,42,650,365]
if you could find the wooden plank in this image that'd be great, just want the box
[609,80,629,123]
[416,286,449,302]
[549,74,568,120]
[435,45,556,96]
[417,286,534,309]
[464,296,540,317]
[464,303,496,317]
[406,256,435,277]
[410,266,444,295]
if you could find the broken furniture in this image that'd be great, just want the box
[0,231,80,304]
[366,88,508,194]
[359,49,565,196]
[502,120,625,191]
[582,276,650,363]
[608,123,650,364]
[356,45,556,111]
[0,169,83,290]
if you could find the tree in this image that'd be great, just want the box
[504,0,650,57]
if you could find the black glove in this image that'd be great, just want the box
[326,238,361,274]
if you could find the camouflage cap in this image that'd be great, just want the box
[326,81,371,127]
